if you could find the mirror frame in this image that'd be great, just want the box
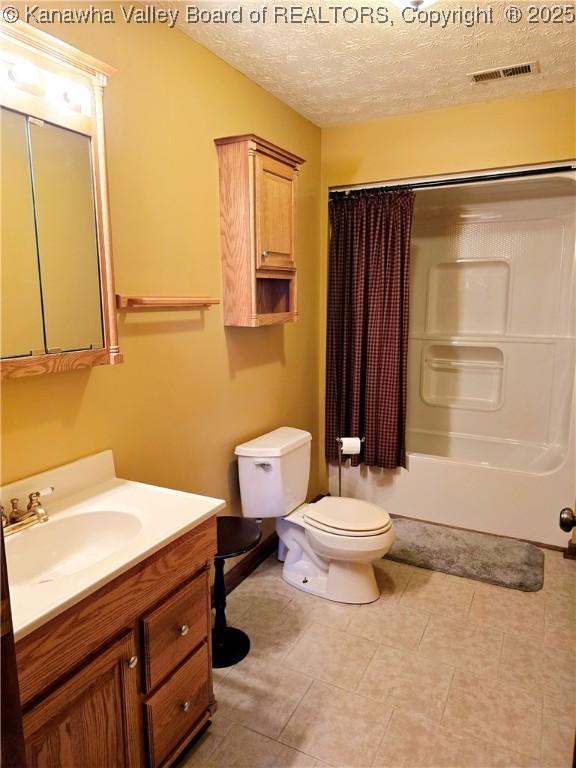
[0,21,122,379]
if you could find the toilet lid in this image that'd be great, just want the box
[303,497,391,537]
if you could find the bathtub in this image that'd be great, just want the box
[329,427,574,547]
[406,429,566,473]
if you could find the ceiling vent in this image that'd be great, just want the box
[469,61,540,84]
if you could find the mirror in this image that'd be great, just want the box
[0,21,121,379]
[1,109,44,359]
[1,108,104,358]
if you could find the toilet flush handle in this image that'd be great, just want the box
[254,461,272,471]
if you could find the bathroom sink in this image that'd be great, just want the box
[1,450,226,640]
[6,511,142,586]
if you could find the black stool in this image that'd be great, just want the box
[211,516,261,668]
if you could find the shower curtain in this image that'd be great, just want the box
[325,188,415,469]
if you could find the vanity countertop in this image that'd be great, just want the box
[2,451,225,641]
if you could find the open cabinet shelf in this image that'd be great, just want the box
[215,134,304,327]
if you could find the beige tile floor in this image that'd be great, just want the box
[179,548,575,768]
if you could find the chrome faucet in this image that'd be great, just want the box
[2,487,53,536]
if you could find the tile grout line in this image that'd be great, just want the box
[438,666,456,727]
[187,727,222,768]
[350,637,379,694]
[223,721,319,764]
[493,625,506,686]
[350,636,379,695]
[414,608,433,651]
[538,686,546,766]
[398,570,414,601]
[274,672,315,744]
[368,704,396,768]
[464,582,476,619]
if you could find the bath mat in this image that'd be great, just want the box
[386,518,544,591]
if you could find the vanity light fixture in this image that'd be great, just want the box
[5,59,92,115]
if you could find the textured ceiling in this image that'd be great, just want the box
[162,1,575,126]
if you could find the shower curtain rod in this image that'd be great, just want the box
[329,161,576,195]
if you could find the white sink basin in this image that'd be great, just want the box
[2,450,225,640]
[6,511,142,586]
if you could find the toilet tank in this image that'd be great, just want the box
[235,427,312,518]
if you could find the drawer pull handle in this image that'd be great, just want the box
[181,701,191,713]
[127,656,138,669]
[178,624,189,636]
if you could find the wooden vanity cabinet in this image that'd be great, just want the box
[23,631,141,768]
[15,517,217,768]
[215,134,305,327]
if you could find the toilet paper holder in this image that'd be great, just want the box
[335,436,365,497]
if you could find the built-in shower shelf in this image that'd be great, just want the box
[425,358,503,371]
[422,344,504,412]
[424,396,500,410]
[412,334,566,345]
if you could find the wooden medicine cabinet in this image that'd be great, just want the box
[215,134,304,327]
[0,22,121,379]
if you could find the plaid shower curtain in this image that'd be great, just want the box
[325,188,415,469]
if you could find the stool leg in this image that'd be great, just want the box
[211,556,251,669]
[213,557,227,632]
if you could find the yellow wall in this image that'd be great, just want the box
[322,88,576,188]
[317,88,576,483]
[1,7,322,533]
[2,8,575,520]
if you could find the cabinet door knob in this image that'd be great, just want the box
[127,655,138,669]
[262,250,269,258]
[178,624,189,636]
[181,701,190,713]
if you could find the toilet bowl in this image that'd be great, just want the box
[235,427,395,604]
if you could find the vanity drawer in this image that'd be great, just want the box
[145,643,210,767]
[142,570,209,691]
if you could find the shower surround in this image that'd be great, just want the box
[330,171,576,547]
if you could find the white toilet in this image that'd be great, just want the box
[235,427,395,604]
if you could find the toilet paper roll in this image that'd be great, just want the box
[339,437,362,455]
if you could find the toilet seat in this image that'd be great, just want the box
[303,497,391,538]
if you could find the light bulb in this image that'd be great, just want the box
[8,60,39,88]
[63,84,91,114]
